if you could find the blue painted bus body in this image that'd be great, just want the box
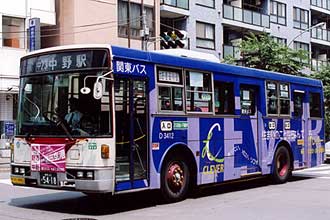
[111,46,324,190]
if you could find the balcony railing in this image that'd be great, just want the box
[223,4,270,28]
[160,0,189,10]
[223,45,241,59]
[311,0,330,11]
[311,58,330,71]
[311,28,330,42]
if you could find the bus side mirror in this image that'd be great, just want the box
[93,81,103,99]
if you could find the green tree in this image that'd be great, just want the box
[224,32,309,75]
[311,66,330,140]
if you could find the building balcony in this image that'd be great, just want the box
[160,0,189,18]
[222,4,270,32]
[223,45,241,59]
[311,0,330,15]
[311,28,330,46]
[311,58,329,71]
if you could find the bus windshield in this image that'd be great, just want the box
[17,71,112,137]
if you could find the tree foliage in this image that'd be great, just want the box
[224,32,309,75]
[311,66,330,140]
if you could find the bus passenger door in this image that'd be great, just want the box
[114,77,148,191]
[239,85,260,174]
[293,91,307,167]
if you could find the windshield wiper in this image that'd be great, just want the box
[25,96,40,120]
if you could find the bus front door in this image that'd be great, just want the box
[114,77,148,191]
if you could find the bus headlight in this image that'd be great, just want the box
[14,167,19,174]
[101,144,110,159]
[19,168,25,174]
[86,171,93,179]
[77,171,84,178]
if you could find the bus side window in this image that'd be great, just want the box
[240,86,255,115]
[293,91,304,117]
[157,67,183,112]
[309,92,321,118]
[214,82,234,114]
[186,71,213,113]
[266,82,278,115]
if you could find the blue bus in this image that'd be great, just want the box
[11,44,324,202]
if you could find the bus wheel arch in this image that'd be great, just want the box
[271,141,293,184]
[159,144,197,202]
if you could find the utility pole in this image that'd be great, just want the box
[141,0,149,51]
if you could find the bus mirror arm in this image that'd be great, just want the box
[80,71,113,97]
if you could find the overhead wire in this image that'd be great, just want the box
[0,16,143,39]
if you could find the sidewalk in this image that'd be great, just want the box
[0,157,10,173]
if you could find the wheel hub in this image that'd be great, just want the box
[167,163,184,192]
[277,155,288,177]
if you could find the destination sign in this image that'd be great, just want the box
[21,49,109,75]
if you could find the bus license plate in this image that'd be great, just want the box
[40,172,57,186]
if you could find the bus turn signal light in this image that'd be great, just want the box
[101,144,109,159]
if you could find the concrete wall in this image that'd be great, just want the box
[186,0,222,59]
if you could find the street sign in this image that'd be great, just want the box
[4,122,15,137]
[29,18,40,51]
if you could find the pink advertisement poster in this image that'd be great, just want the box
[31,144,66,172]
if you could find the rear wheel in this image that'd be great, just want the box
[272,146,292,184]
[161,157,190,203]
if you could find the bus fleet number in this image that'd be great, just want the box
[159,132,174,140]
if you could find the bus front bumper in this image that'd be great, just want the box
[10,165,115,193]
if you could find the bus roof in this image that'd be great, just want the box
[111,46,323,88]
[21,44,322,88]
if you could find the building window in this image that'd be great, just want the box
[294,41,309,63]
[186,71,213,112]
[215,82,234,114]
[2,16,25,49]
[157,67,184,112]
[196,0,215,8]
[273,36,287,45]
[266,81,290,116]
[160,0,189,10]
[270,1,286,25]
[196,21,215,50]
[118,1,154,39]
[309,92,321,118]
[293,7,309,30]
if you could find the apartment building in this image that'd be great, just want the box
[0,0,55,141]
[47,0,160,50]
[160,0,330,71]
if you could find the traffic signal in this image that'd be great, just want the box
[160,30,187,49]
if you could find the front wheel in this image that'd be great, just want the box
[272,146,292,184]
[161,157,190,203]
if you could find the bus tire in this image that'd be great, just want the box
[272,146,292,184]
[161,156,190,203]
